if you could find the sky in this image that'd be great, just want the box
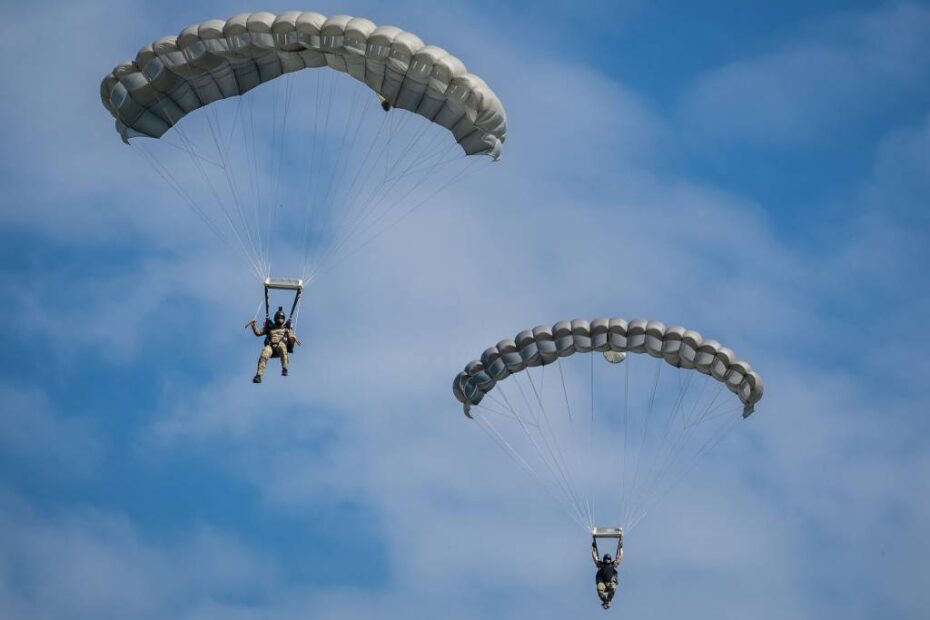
[1,0,929,618]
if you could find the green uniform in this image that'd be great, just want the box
[596,579,617,604]
[252,322,293,377]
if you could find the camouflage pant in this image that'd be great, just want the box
[596,579,617,603]
[256,343,288,376]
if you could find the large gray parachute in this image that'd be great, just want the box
[98,11,506,287]
[100,11,507,159]
[454,318,764,416]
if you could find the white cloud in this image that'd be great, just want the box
[131,151,930,618]
[677,2,930,147]
[1,0,928,618]
[0,385,100,477]
[866,111,930,224]
[0,491,277,620]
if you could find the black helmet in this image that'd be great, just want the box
[274,307,286,323]
[603,554,612,562]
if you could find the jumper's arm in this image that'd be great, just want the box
[591,528,623,566]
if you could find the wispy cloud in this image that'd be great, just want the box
[677,2,930,147]
[0,384,100,478]
[0,491,276,620]
[0,0,928,618]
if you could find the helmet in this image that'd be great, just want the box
[274,307,286,324]
[603,554,612,562]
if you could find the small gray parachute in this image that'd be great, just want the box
[452,317,765,534]
[454,317,763,416]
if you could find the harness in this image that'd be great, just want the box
[261,278,303,355]
[264,279,302,326]
[264,326,288,347]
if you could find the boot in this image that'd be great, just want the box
[281,368,288,377]
[253,374,262,384]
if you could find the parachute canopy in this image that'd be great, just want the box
[101,11,506,157]
[100,11,506,290]
[453,318,764,533]
[455,318,763,415]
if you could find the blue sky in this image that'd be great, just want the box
[1,0,929,618]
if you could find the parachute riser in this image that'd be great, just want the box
[263,277,304,325]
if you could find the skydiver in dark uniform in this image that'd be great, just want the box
[592,534,623,609]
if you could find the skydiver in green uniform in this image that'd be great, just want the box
[249,307,299,383]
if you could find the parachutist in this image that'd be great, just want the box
[250,307,300,383]
[592,534,623,610]
[381,99,391,112]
